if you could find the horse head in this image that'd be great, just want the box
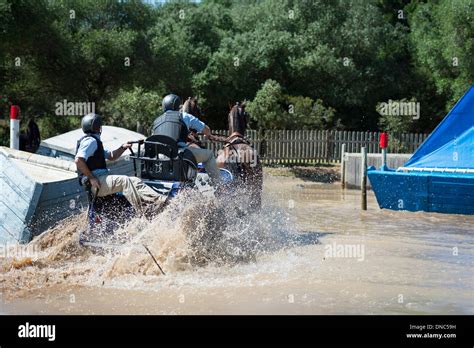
[228,101,249,137]
[182,96,203,119]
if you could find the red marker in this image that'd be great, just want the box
[379,132,388,149]
[10,105,20,149]
[380,132,388,168]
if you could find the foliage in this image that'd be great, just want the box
[0,124,9,146]
[376,98,417,134]
[102,87,164,134]
[0,0,471,139]
[409,0,474,106]
[246,80,286,129]
[285,96,337,130]
[247,79,337,130]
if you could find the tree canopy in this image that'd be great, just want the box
[0,0,472,142]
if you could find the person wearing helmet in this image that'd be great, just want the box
[151,94,222,186]
[75,113,166,214]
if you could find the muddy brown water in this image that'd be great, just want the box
[1,173,473,314]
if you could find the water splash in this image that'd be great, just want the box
[0,189,305,296]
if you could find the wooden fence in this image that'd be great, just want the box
[203,130,429,165]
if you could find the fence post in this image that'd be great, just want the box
[341,143,346,189]
[361,146,367,210]
[205,129,426,166]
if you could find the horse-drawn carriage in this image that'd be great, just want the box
[80,101,262,251]
[80,135,233,244]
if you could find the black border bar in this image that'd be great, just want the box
[0,315,472,346]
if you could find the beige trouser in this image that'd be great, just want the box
[188,147,222,185]
[96,174,166,213]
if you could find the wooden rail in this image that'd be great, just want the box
[203,130,428,165]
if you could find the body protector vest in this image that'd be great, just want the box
[152,111,189,144]
[75,134,107,185]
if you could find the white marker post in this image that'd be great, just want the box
[380,132,388,169]
[341,143,346,189]
[10,105,20,150]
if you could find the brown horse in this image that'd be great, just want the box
[182,96,203,119]
[181,98,263,210]
[181,96,204,147]
[180,98,262,263]
[215,102,263,211]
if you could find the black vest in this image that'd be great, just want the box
[152,111,189,143]
[76,134,107,184]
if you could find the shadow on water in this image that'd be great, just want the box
[290,166,340,183]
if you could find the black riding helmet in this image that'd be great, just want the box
[162,94,181,111]
[81,113,102,134]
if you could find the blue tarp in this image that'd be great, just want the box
[404,85,474,169]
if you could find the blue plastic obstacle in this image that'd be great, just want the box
[369,85,474,215]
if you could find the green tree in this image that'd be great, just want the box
[0,0,466,140]
[149,1,232,104]
[410,0,474,106]
[0,0,158,137]
[102,87,164,134]
[247,79,337,130]
[285,96,337,130]
[246,79,286,129]
[377,98,416,134]
[193,0,299,127]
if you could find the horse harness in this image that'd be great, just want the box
[223,134,252,177]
